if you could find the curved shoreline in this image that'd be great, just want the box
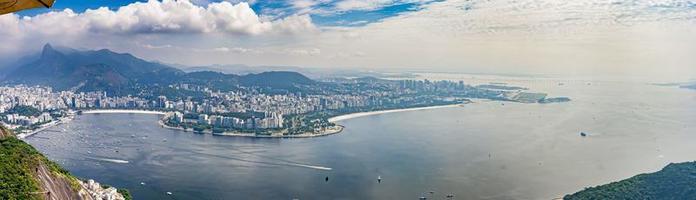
[328,103,464,123]
[28,104,465,139]
[81,109,166,115]
[17,118,71,139]
[158,103,467,138]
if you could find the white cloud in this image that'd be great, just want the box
[193,46,262,54]
[334,0,396,12]
[2,0,696,80]
[291,0,319,10]
[272,15,318,34]
[284,48,321,56]
[138,42,174,49]
[312,0,696,79]
[6,0,316,36]
[331,0,435,12]
[207,1,273,34]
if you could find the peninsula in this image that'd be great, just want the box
[1,45,570,138]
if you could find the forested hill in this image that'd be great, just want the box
[0,126,130,200]
[565,162,696,199]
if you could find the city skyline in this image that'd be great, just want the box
[2,1,696,200]
[1,0,695,81]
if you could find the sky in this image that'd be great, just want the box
[1,0,696,81]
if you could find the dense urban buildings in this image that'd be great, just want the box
[0,77,565,136]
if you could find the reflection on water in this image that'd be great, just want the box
[26,80,696,200]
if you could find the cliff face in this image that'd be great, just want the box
[0,126,127,200]
[0,125,11,139]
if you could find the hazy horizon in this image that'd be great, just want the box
[5,42,694,84]
[2,2,696,199]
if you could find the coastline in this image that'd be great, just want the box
[23,103,465,139]
[18,109,164,139]
[17,116,73,139]
[81,109,166,115]
[328,103,465,123]
[158,103,468,138]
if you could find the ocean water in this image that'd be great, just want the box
[25,79,696,199]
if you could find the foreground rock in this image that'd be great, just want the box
[0,125,129,200]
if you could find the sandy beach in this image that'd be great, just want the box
[157,103,469,138]
[328,103,465,123]
[17,116,73,139]
[18,109,164,139]
[25,105,464,139]
[82,109,166,115]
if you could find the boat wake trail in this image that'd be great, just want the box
[162,145,332,171]
[292,164,332,171]
[88,157,130,164]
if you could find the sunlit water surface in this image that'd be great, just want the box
[26,77,696,200]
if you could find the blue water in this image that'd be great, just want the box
[25,80,696,199]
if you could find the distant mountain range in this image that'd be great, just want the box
[1,44,316,95]
[176,64,418,80]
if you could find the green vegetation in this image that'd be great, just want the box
[118,188,133,200]
[6,105,42,117]
[0,127,131,200]
[540,97,571,104]
[0,136,43,200]
[565,162,696,200]
[0,125,82,199]
[101,184,133,200]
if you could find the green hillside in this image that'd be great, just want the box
[0,126,130,200]
[0,133,47,199]
[565,162,696,200]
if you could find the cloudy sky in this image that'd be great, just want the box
[1,0,695,80]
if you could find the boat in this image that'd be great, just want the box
[580,132,587,137]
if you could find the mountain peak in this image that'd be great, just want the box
[41,43,62,58]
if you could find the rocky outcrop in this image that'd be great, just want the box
[0,125,11,139]
[0,125,127,200]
